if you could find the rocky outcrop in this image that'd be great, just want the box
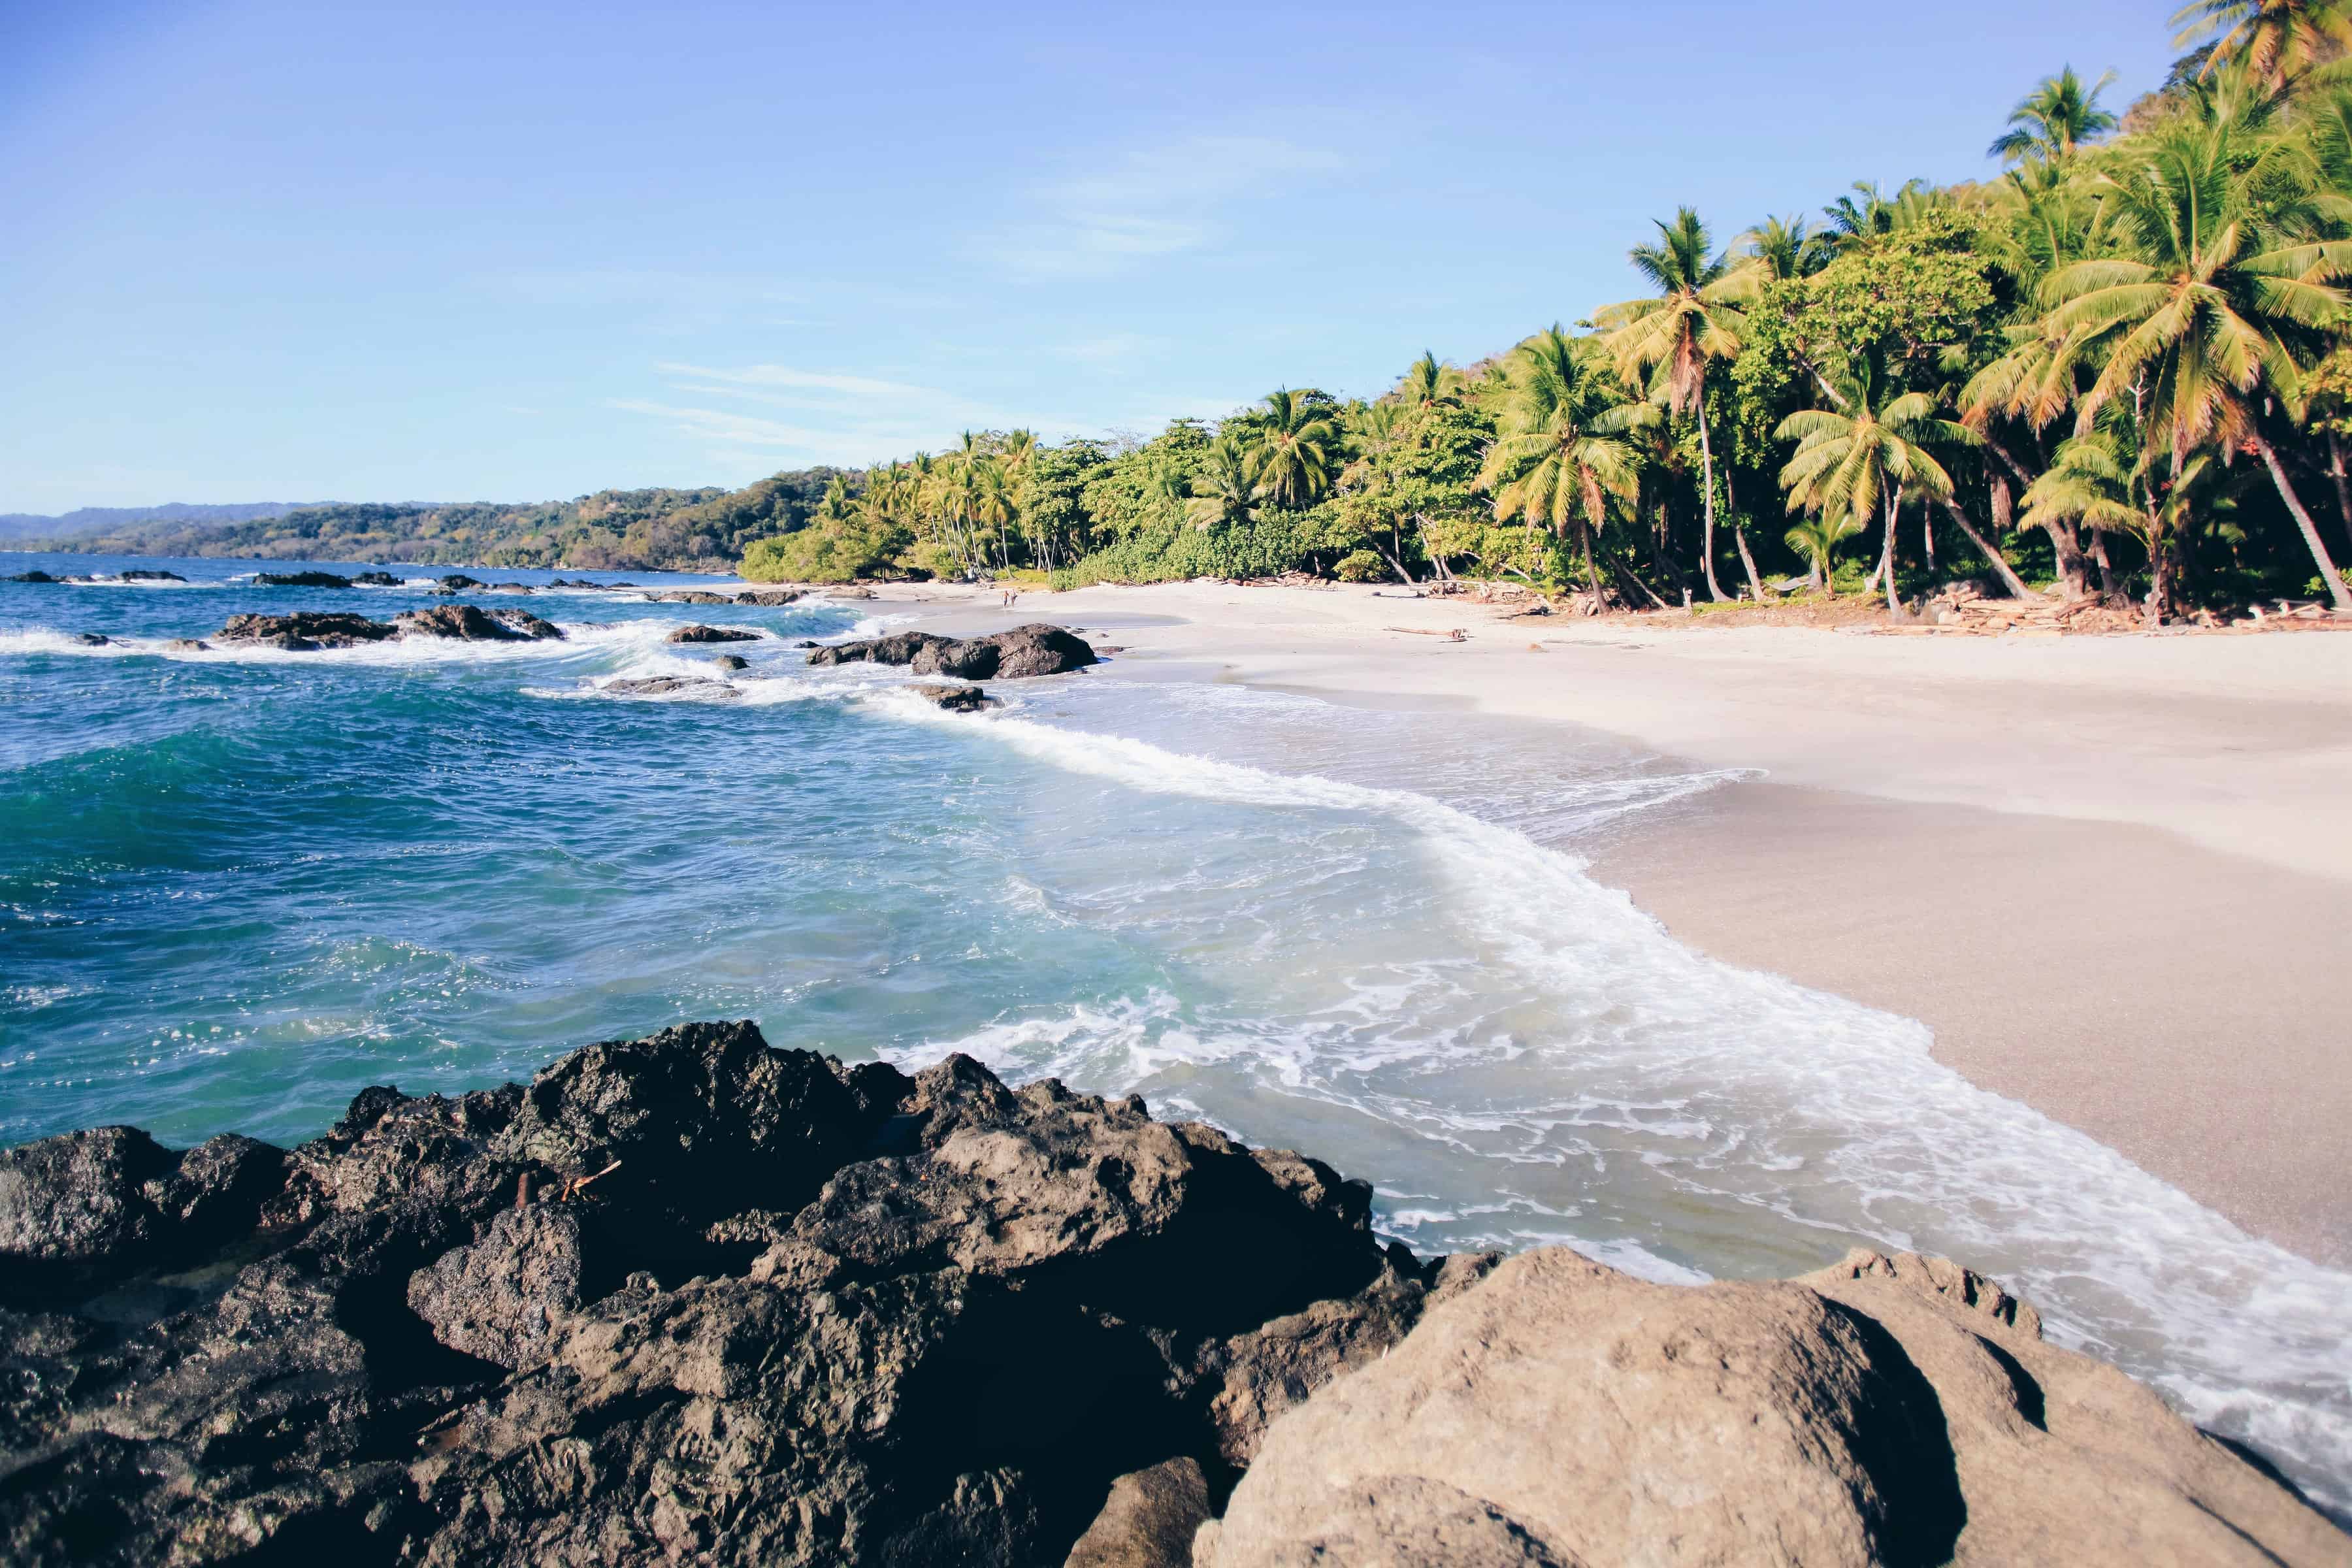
[1196,1245,2345,1568]
[649,589,734,605]
[353,571,404,586]
[121,568,188,581]
[0,1024,2335,1567]
[710,653,751,671]
[0,1023,1396,1566]
[666,623,761,644]
[73,632,110,645]
[8,570,57,583]
[393,604,564,642]
[165,638,210,651]
[217,611,399,649]
[736,589,801,606]
[438,574,483,589]
[253,571,353,588]
[808,623,1097,679]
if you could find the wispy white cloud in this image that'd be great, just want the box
[978,135,1345,280]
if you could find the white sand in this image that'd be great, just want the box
[868,580,2352,1262]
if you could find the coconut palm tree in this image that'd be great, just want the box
[2041,120,2352,610]
[1989,67,2121,165]
[1823,179,1945,252]
[1477,327,1657,598]
[1783,512,1862,591]
[2171,0,2352,89]
[2022,424,2217,621]
[812,474,857,527]
[1245,389,1342,508]
[1186,436,1261,531]
[1776,355,1969,614]
[1595,209,1755,600]
[1401,351,1458,408]
[1740,215,1834,282]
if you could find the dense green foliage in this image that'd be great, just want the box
[742,5,2352,621]
[45,472,852,572]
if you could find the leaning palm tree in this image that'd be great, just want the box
[2041,120,2352,610]
[1477,327,1657,599]
[1988,67,2121,165]
[1186,436,1261,531]
[1245,389,1342,508]
[1595,209,1755,600]
[2171,0,2352,89]
[1783,512,1862,591]
[1776,355,1968,614]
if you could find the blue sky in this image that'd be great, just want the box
[3,0,2179,513]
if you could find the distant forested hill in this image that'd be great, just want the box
[0,501,321,543]
[14,470,855,570]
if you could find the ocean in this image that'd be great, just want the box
[4,549,2347,1511]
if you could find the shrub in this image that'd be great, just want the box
[1335,549,1388,583]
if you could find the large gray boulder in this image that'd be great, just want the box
[809,623,1096,679]
[1197,1246,2347,1568]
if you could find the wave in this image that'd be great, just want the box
[870,704,2352,1509]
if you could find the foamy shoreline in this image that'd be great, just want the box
[869,578,2352,1268]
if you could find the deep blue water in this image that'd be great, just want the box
[4,547,2348,1507]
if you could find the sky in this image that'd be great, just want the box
[1,0,2181,514]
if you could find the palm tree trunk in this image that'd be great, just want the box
[2328,432,2352,544]
[1880,491,1902,615]
[1579,521,1601,606]
[1723,464,1765,598]
[1697,406,1725,601]
[2252,432,2352,613]
[1984,433,2083,596]
[2089,531,2120,600]
[1934,497,2031,598]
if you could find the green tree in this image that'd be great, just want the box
[1989,67,2121,165]
[1476,327,1656,597]
[2171,0,2352,89]
[1186,436,1262,531]
[1596,208,1756,600]
[1776,354,1969,613]
[1782,511,1861,591]
[1243,389,1343,508]
[2042,119,2352,610]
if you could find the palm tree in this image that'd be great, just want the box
[2041,120,2352,610]
[2171,0,2352,89]
[1776,355,1968,614]
[1823,179,1944,252]
[1595,208,1755,600]
[1245,389,1342,508]
[1989,67,2121,165]
[1783,512,1862,591]
[1740,215,1833,282]
[2022,425,2217,621]
[1186,436,1261,531]
[1477,327,1656,599]
[812,474,857,527]
[1401,351,1457,407]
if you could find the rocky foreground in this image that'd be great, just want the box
[0,1023,2338,1567]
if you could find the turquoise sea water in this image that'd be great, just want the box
[4,550,2349,1512]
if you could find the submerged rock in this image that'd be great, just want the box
[602,676,741,700]
[710,653,751,672]
[73,632,110,646]
[253,570,353,588]
[908,682,992,711]
[666,623,760,644]
[393,604,564,642]
[165,638,210,652]
[808,623,1096,679]
[217,611,399,649]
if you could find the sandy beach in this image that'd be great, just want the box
[877,579,2352,1267]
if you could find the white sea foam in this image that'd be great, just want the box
[869,703,2352,1507]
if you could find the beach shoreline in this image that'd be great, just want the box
[872,578,2352,1267]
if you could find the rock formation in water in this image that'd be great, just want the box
[0,1022,2336,1567]
[602,676,741,700]
[254,571,355,588]
[666,623,762,644]
[909,682,994,711]
[214,605,563,649]
[808,623,1098,679]
[736,589,802,606]
[393,604,564,642]
[353,572,404,587]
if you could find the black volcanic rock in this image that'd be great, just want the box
[253,570,353,588]
[809,623,1097,679]
[217,611,398,649]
